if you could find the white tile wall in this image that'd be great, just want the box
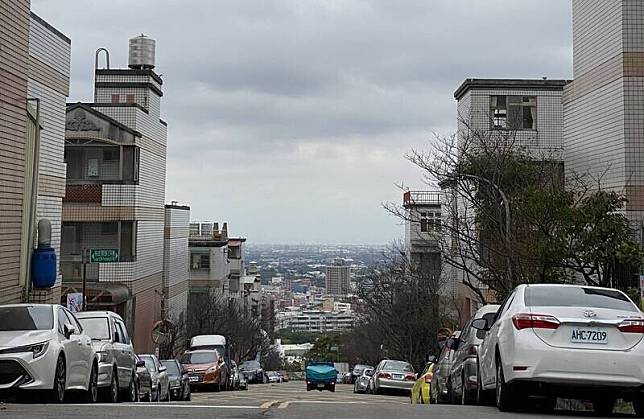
[28,16,70,78]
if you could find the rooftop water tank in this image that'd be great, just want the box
[128,34,155,69]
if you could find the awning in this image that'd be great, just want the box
[61,282,131,306]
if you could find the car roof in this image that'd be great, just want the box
[523,283,621,292]
[74,311,123,319]
[474,304,501,317]
[1,303,57,308]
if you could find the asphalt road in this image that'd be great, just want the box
[0,381,638,418]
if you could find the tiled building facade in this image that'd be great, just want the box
[60,41,167,352]
[564,0,644,218]
[0,3,70,304]
[455,79,567,159]
[163,204,190,322]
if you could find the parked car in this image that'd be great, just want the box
[350,364,371,385]
[336,372,345,384]
[430,331,460,404]
[75,311,136,403]
[278,371,289,382]
[266,371,282,383]
[371,359,416,394]
[448,304,500,405]
[139,354,169,401]
[411,360,435,404]
[353,367,374,393]
[474,284,644,415]
[180,349,228,392]
[239,360,265,384]
[161,359,190,401]
[134,354,152,401]
[0,304,98,403]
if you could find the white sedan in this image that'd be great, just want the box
[473,284,644,416]
[0,304,98,402]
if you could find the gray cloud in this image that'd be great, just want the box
[32,0,572,243]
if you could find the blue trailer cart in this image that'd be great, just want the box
[305,361,338,392]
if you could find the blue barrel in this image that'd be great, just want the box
[31,247,57,289]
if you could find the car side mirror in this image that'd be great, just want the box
[471,318,489,331]
[159,365,167,372]
[63,323,76,339]
[136,360,145,368]
[427,355,436,364]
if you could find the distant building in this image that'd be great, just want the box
[277,309,354,333]
[403,190,442,287]
[162,203,190,322]
[188,221,229,299]
[325,258,350,295]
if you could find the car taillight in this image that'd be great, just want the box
[618,319,644,333]
[404,374,416,381]
[512,313,560,330]
[424,374,433,383]
[378,372,391,379]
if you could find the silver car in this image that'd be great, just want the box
[139,354,170,401]
[353,367,374,393]
[75,311,136,402]
[430,330,461,404]
[448,305,500,405]
[0,304,98,403]
[371,360,416,394]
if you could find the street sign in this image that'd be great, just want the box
[66,293,83,313]
[90,248,119,263]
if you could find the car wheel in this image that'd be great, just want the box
[122,374,137,402]
[153,385,160,402]
[592,398,615,416]
[85,364,98,403]
[102,370,119,403]
[462,372,474,405]
[495,359,515,412]
[184,384,191,401]
[164,385,171,402]
[50,355,66,403]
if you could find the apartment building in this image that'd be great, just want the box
[60,35,167,352]
[564,0,644,290]
[188,222,230,297]
[403,190,443,283]
[325,258,351,296]
[163,203,190,322]
[277,309,354,333]
[0,4,70,304]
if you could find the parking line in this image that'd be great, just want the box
[71,403,261,409]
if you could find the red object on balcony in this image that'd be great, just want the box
[403,191,441,206]
[64,184,102,203]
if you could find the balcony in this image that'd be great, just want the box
[64,184,102,203]
[64,145,139,186]
[403,191,441,207]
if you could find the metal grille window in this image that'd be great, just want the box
[490,95,537,130]
[191,253,210,270]
[419,211,442,232]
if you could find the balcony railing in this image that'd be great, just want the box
[64,184,102,203]
[403,191,441,207]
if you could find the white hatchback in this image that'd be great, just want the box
[473,284,644,416]
[0,304,98,402]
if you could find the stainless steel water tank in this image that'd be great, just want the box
[128,35,155,69]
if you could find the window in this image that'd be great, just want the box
[191,253,210,270]
[525,286,637,311]
[420,211,442,232]
[103,148,119,161]
[126,94,135,103]
[63,309,82,334]
[101,222,118,235]
[57,308,67,335]
[0,306,53,331]
[115,320,129,344]
[120,221,136,262]
[121,146,140,183]
[490,95,536,130]
[77,317,110,340]
[111,94,120,103]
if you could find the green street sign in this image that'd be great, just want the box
[90,248,119,263]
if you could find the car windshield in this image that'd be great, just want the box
[525,286,637,312]
[180,351,218,364]
[0,306,53,331]
[77,317,110,340]
[382,361,413,372]
[353,364,368,373]
[141,356,157,372]
[161,360,180,375]
[240,361,260,370]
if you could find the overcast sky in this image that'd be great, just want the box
[32,0,572,244]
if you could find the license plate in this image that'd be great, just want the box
[317,383,324,388]
[189,376,199,382]
[393,374,403,380]
[570,328,608,344]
